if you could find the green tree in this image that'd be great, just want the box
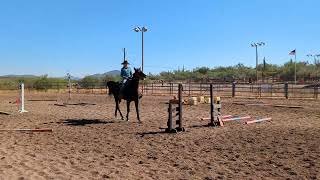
[34,75,49,90]
[80,76,100,88]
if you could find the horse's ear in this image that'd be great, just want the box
[134,67,137,71]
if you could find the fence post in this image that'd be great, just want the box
[284,82,289,99]
[259,83,262,97]
[189,82,191,96]
[232,82,236,97]
[210,84,215,126]
[315,86,318,99]
[167,103,173,131]
[178,84,183,129]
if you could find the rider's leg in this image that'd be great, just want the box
[119,79,127,98]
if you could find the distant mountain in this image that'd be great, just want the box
[0,75,38,78]
[0,70,121,80]
[106,70,121,76]
[66,76,81,81]
[90,70,120,79]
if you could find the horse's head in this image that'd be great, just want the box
[133,68,147,80]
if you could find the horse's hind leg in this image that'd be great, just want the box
[134,99,141,122]
[114,99,118,117]
[126,100,130,121]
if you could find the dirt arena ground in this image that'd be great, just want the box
[0,92,319,180]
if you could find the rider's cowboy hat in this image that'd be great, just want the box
[121,60,130,65]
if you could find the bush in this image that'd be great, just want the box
[79,76,100,88]
[34,75,49,90]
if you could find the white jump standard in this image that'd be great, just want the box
[19,83,28,113]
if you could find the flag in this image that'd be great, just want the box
[289,49,296,55]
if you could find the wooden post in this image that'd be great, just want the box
[284,82,289,99]
[178,84,183,129]
[314,86,318,99]
[165,83,184,133]
[152,83,154,94]
[259,83,262,97]
[208,84,216,126]
[189,82,191,96]
[232,82,236,97]
[167,103,173,132]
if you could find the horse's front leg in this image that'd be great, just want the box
[115,99,124,120]
[134,99,141,122]
[126,100,131,121]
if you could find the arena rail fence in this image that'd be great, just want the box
[1,81,318,100]
[141,82,319,100]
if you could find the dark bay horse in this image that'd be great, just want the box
[106,68,146,122]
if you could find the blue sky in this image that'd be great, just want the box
[0,0,319,77]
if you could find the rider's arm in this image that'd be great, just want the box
[129,68,133,78]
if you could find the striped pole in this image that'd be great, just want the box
[223,116,251,122]
[245,118,272,124]
[201,115,233,121]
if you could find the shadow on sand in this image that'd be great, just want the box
[189,124,219,128]
[59,119,127,126]
[137,130,168,137]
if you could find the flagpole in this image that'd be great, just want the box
[294,50,297,85]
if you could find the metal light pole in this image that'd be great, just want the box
[251,42,265,83]
[123,48,126,61]
[295,53,297,85]
[133,26,148,72]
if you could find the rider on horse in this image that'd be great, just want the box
[121,60,132,85]
[120,60,143,99]
[120,60,132,98]
[107,61,146,121]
